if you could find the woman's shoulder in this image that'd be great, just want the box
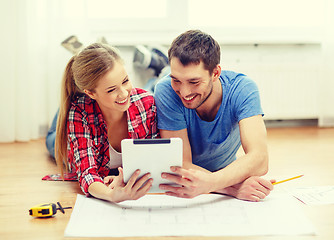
[70,94,98,116]
[129,88,156,116]
[130,88,154,104]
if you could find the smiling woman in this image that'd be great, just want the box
[54,43,159,204]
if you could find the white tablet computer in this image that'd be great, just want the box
[121,138,183,193]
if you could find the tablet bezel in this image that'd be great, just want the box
[121,138,183,193]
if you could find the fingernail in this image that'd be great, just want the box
[161,173,166,178]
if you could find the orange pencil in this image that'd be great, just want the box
[272,175,304,185]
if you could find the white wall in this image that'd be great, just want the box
[1,0,333,142]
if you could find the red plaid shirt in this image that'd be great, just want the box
[67,88,158,195]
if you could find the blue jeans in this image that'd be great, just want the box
[46,109,58,158]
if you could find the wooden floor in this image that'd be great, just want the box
[0,126,333,240]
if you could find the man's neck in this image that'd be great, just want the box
[196,80,222,122]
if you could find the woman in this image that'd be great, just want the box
[55,43,158,203]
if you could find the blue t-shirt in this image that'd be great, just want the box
[154,70,264,172]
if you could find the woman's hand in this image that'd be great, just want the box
[103,167,153,203]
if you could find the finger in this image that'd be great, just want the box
[118,167,124,178]
[270,179,276,184]
[249,188,268,201]
[125,169,140,188]
[164,191,180,197]
[132,173,152,192]
[159,184,185,195]
[249,195,261,202]
[115,167,125,184]
[110,167,126,187]
[257,178,274,191]
[161,172,191,187]
[254,190,267,200]
[165,191,191,199]
[104,176,112,184]
[136,178,153,196]
[170,166,194,181]
[253,184,271,197]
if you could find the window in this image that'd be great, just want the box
[61,0,326,45]
[84,0,187,45]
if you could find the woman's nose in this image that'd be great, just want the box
[118,86,128,98]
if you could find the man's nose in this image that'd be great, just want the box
[179,85,192,98]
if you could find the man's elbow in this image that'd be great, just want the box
[255,151,269,176]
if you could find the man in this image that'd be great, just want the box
[154,30,275,201]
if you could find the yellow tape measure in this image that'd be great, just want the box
[29,202,72,218]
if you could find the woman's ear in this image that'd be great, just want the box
[84,89,96,100]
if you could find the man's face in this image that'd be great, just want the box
[170,58,214,110]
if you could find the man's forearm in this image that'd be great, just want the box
[211,151,268,192]
[182,161,211,173]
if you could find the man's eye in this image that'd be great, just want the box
[190,82,199,85]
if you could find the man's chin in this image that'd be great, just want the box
[181,101,199,109]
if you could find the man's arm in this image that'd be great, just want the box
[159,115,273,200]
[211,114,269,189]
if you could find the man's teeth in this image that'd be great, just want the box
[116,98,127,103]
[184,95,195,101]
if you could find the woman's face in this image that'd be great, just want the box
[85,60,133,114]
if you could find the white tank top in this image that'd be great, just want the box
[108,144,122,169]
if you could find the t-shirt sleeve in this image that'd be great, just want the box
[154,77,187,131]
[231,77,264,122]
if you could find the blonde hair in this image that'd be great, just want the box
[55,43,123,175]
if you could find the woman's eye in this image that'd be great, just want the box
[107,89,115,93]
[123,79,129,84]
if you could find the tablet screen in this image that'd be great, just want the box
[121,138,183,193]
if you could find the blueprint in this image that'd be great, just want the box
[65,192,316,237]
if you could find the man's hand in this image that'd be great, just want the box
[217,176,275,202]
[159,166,216,198]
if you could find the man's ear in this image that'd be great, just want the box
[212,65,221,81]
[84,89,96,100]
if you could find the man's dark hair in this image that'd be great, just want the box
[168,30,220,74]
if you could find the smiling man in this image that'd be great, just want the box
[154,30,275,201]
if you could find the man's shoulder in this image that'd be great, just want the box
[221,70,247,82]
[155,75,173,92]
[220,70,255,88]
